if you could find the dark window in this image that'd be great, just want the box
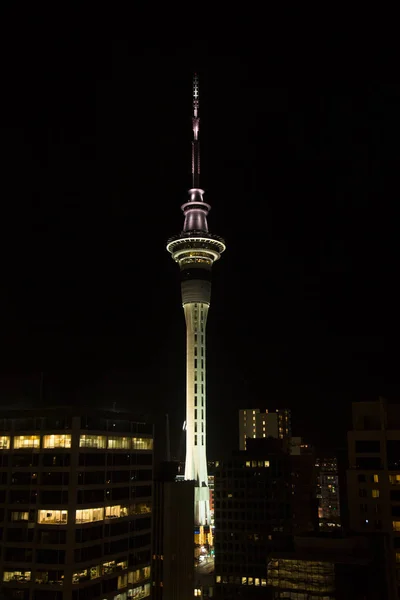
[11,472,38,485]
[14,418,36,430]
[40,490,68,505]
[107,453,131,467]
[38,529,67,544]
[72,583,101,600]
[102,577,119,593]
[41,472,69,486]
[12,454,39,467]
[131,517,151,532]
[355,440,380,453]
[7,528,34,542]
[81,416,107,430]
[75,525,103,543]
[132,485,151,499]
[355,457,382,470]
[37,549,65,564]
[9,490,37,504]
[5,547,33,562]
[391,490,400,502]
[43,417,71,429]
[107,487,130,502]
[104,537,129,555]
[33,591,63,600]
[0,472,7,484]
[77,488,104,504]
[42,454,70,467]
[77,471,105,485]
[387,441,400,470]
[359,488,367,498]
[78,453,106,467]
[392,506,400,517]
[74,544,102,563]
[0,454,9,467]
[105,521,129,539]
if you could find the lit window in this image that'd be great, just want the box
[389,474,400,485]
[76,508,104,524]
[79,434,106,449]
[245,461,251,467]
[3,571,31,583]
[127,565,150,584]
[118,574,128,589]
[241,577,247,585]
[372,489,380,498]
[132,437,153,450]
[393,521,400,531]
[261,579,267,586]
[255,578,260,586]
[43,434,71,449]
[373,474,379,483]
[108,436,130,450]
[38,510,68,525]
[13,435,40,449]
[11,511,29,521]
[248,577,253,585]
[265,461,270,467]
[215,461,219,467]
[263,433,266,437]
[0,436,10,449]
[396,553,400,563]
[216,576,221,583]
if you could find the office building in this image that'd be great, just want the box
[238,409,291,451]
[267,532,389,599]
[167,75,225,526]
[316,456,341,531]
[0,407,153,600]
[152,462,194,600]
[347,397,400,599]
[214,438,317,598]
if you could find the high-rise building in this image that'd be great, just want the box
[0,408,153,600]
[152,462,195,600]
[267,532,389,599]
[238,409,291,451]
[347,397,400,599]
[167,75,225,526]
[214,438,317,598]
[316,456,341,531]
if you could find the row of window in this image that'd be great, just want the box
[0,435,153,451]
[31,503,151,525]
[3,569,151,596]
[216,575,267,586]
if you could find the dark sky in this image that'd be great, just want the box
[0,12,399,458]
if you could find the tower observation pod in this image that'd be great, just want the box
[166,74,225,526]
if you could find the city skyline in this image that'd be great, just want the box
[0,24,398,460]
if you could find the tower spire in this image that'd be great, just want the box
[192,73,200,189]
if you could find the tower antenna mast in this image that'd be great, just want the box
[192,73,200,189]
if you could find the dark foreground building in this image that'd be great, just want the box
[267,532,389,599]
[214,438,317,598]
[0,408,153,600]
[152,461,195,600]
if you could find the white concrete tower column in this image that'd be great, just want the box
[166,74,225,526]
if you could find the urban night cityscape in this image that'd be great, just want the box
[0,10,399,600]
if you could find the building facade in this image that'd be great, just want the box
[167,75,225,526]
[152,462,194,600]
[0,408,153,600]
[316,456,341,531]
[238,409,291,451]
[347,397,400,599]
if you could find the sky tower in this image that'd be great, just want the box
[167,75,225,526]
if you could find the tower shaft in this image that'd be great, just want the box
[167,75,225,527]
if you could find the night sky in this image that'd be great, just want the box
[0,13,399,459]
